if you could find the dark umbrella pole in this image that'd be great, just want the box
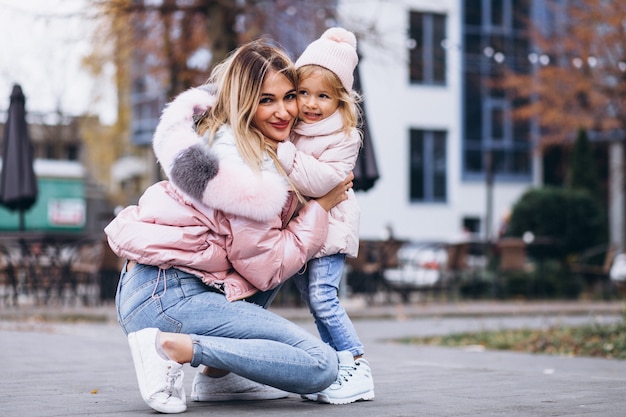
[0,84,38,231]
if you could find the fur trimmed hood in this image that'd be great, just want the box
[152,87,290,223]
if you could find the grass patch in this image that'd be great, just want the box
[401,316,626,360]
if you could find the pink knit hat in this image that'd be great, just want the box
[295,27,358,92]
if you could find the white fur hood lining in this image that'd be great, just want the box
[151,88,289,222]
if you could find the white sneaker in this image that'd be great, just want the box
[316,351,375,405]
[190,371,289,401]
[127,328,186,414]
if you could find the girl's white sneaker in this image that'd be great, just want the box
[316,350,375,405]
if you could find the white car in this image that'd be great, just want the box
[383,241,448,290]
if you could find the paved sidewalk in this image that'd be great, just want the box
[1,300,625,417]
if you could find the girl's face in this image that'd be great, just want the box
[297,71,340,124]
[252,70,298,145]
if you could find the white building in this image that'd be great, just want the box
[340,0,539,243]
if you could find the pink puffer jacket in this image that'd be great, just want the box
[104,88,329,301]
[277,110,361,258]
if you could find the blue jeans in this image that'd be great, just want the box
[115,263,338,394]
[294,254,364,356]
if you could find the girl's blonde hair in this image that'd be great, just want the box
[196,39,298,173]
[297,64,363,137]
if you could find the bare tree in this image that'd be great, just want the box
[87,0,339,97]
[84,1,345,203]
[504,0,626,144]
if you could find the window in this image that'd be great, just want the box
[465,0,482,26]
[65,144,79,161]
[130,21,167,148]
[489,102,506,141]
[512,0,530,30]
[462,0,532,180]
[409,11,447,85]
[44,144,55,159]
[463,217,481,234]
[490,0,505,28]
[410,129,447,202]
[131,75,164,146]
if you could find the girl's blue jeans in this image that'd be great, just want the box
[115,262,338,394]
[293,254,364,356]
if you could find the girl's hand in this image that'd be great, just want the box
[316,172,354,212]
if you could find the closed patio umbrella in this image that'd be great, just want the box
[353,58,379,192]
[0,84,38,230]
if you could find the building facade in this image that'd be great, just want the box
[342,0,539,242]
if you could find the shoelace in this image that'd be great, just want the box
[354,360,370,376]
[162,365,182,397]
[334,362,358,387]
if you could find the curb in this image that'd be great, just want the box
[1,299,624,324]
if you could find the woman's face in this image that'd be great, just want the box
[252,70,298,146]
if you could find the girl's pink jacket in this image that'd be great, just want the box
[277,110,361,258]
[104,88,329,301]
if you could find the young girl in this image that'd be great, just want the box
[276,27,374,405]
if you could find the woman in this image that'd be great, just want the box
[105,40,355,414]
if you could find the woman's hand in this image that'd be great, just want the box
[316,172,354,212]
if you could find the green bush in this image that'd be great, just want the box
[507,187,607,258]
[497,260,582,300]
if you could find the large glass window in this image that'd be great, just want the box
[465,0,482,26]
[410,129,447,202]
[490,0,505,27]
[131,73,164,146]
[409,11,447,85]
[462,0,532,180]
[490,104,505,141]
